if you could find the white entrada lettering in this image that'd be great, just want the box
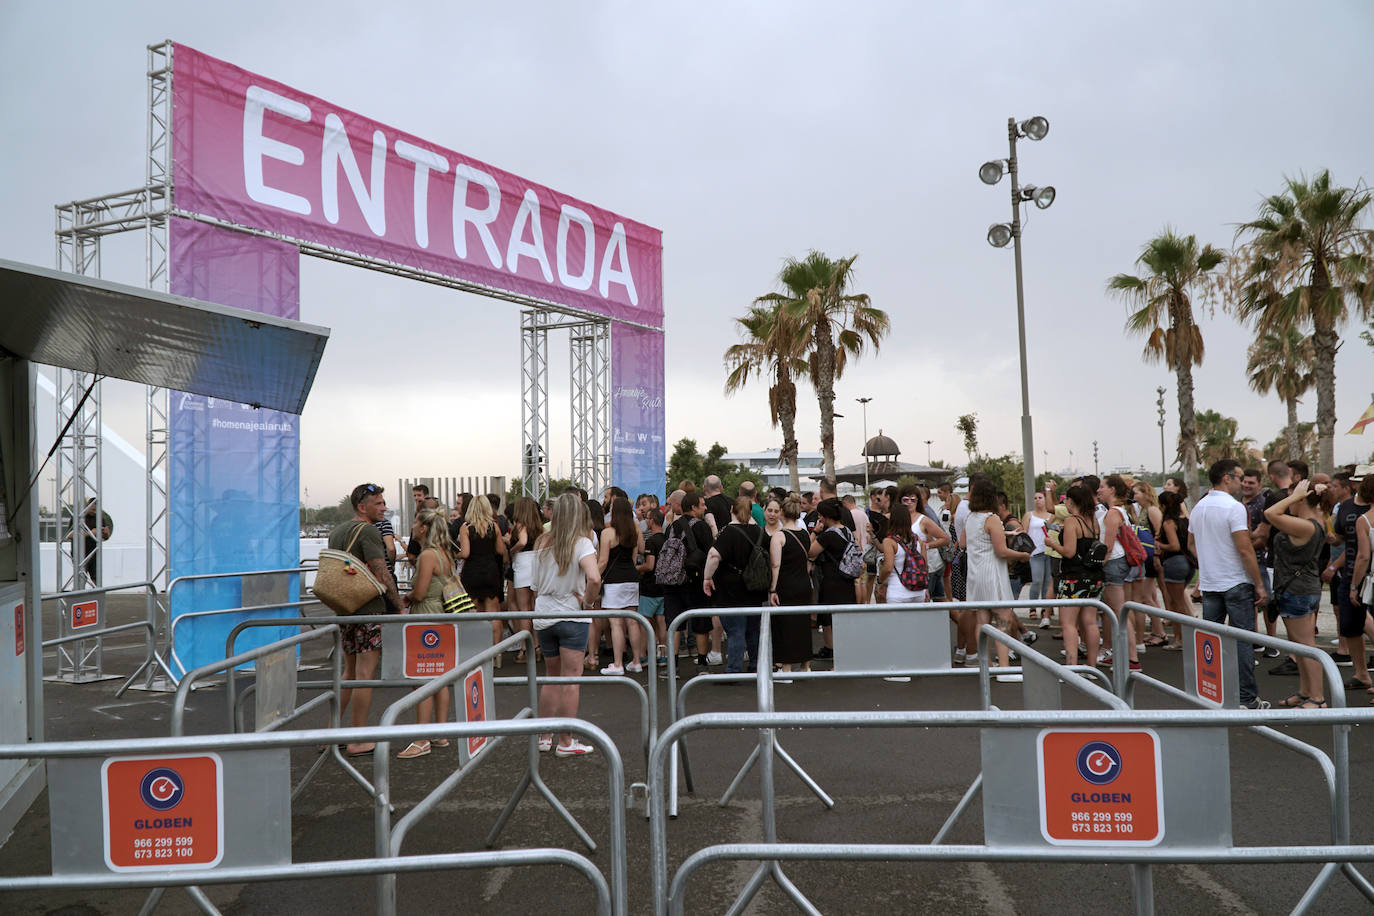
[506,189,553,282]
[452,164,502,267]
[599,222,638,305]
[556,204,595,291]
[394,140,449,249]
[321,114,387,236]
[242,87,311,215]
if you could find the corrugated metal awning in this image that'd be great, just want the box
[0,259,328,414]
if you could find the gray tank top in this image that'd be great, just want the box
[1272,518,1324,596]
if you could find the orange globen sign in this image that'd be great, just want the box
[1037,729,1164,846]
[402,623,458,679]
[102,754,224,871]
[1193,631,1224,706]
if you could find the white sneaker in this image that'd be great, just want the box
[555,740,595,757]
[954,648,967,661]
[599,664,624,676]
[537,736,553,752]
[707,651,723,666]
[626,661,643,673]
[995,674,1024,683]
[1039,618,1051,629]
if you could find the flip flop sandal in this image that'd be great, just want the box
[1279,694,1310,708]
[1344,678,1373,691]
[1299,698,1328,708]
[397,741,431,759]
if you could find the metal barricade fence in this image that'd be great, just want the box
[663,598,1123,816]
[164,567,315,679]
[651,706,1374,916]
[0,719,622,915]
[652,603,1374,915]
[1119,599,1371,907]
[222,610,660,772]
[39,580,173,693]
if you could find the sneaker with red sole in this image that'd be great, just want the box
[556,740,595,758]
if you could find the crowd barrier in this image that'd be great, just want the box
[39,580,174,693]
[648,598,1374,915]
[0,719,622,915]
[222,610,659,773]
[663,598,1123,817]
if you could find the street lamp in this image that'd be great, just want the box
[924,439,933,464]
[1156,386,1167,483]
[980,115,1055,516]
[856,397,872,503]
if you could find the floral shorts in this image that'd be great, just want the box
[1057,577,1103,600]
[342,621,383,655]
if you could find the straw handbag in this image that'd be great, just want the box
[313,523,386,614]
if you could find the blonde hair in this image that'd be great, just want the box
[465,491,494,537]
[732,495,754,523]
[415,508,456,562]
[538,492,587,575]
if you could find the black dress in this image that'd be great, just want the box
[772,528,814,665]
[460,523,505,601]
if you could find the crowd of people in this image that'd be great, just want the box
[323,458,1374,756]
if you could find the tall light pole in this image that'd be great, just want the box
[1156,386,1167,483]
[924,439,933,465]
[1093,440,1099,476]
[981,115,1054,517]
[856,397,872,503]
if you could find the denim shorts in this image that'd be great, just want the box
[535,620,589,657]
[638,595,665,617]
[1277,591,1320,619]
[1124,562,1144,583]
[1103,556,1130,586]
[1161,555,1192,584]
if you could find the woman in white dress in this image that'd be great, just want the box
[1021,491,1054,627]
[960,476,1031,677]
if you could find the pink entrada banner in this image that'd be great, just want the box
[171,43,663,325]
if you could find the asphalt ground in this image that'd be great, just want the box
[2,595,1373,915]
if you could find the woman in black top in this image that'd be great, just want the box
[771,496,814,670]
[1044,483,1101,667]
[598,497,647,675]
[459,495,508,661]
[1264,479,1329,707]
[1155,490,1193,650]
[704,496,777,674]
[809,497,860,607]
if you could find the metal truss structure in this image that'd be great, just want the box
[50,40,616,612]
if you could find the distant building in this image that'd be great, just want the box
[721,448,824,491]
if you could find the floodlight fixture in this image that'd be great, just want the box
[1032,185,1056,209]
[1018,116,1049,141]
[987,223,1013,248]
[979,160,1006,185]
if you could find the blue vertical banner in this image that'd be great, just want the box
[610,324,666,499]
[168,217,301,671]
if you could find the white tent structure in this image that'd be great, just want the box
[0,258,328,840]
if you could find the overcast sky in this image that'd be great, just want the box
[4,1,1373,504]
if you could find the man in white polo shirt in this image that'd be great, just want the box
[1189,458,1270,709]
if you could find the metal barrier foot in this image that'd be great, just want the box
[931,773,982,845]
[1341,862,1374,903]
[718,739,833,809]
[484,763,596,853]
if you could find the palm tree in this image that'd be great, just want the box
[1245,325,1314,460]
[1195,408,1255,467]
[723,304,809,492]
[756,251,890,478]
[1108,229,1226,491]
[1233,170,1374,471]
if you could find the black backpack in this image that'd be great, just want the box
[738,526,771,593]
